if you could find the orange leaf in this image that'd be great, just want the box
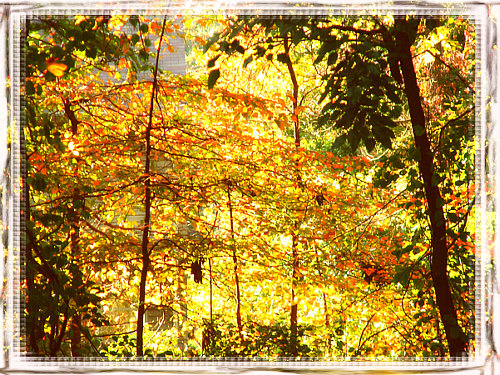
[46,60,67,77]
[150,21,160,32]
[118,57,128,70]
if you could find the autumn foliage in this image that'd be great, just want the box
[23,14,475,359]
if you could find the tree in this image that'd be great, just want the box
[24,14,134,355]
[24,14,175,355]
[136,15,169,357]
[205,14,474,357]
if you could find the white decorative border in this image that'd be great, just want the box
[1,1,495,373]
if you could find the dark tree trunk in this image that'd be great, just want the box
[69,185,82,356]
[227,186,243,338]
[137,16,168,357]
[395,20,467,357]
[290,234,299,357]
[284,34,301,357]
[136,237,149,357]
[70,314,82,357]
[23,130,40,355]
[283,34,303,357]
[69,217,82,357]
[65,95,83,357]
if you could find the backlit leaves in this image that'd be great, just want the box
[24,14,476,359]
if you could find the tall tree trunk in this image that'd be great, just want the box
[209,258,213,324]
[64,95,84,356]
[49,303,70,356]
[314,246,330,327]
[137,16,168,357]
[70,314,82,357]
[21,17,39,355]
[227,185,243,338]
[23,128,40,355]
[69,189,82,357]
[290,233,299,356]
[395,20,467,357]
[284,34,300,357]
[22,118,36,353]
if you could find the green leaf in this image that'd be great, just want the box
[291,29,304,45]
[138,49,149,62]
[372,124,394,149]
[332,134,347,149]
[73,199,84,209]
[386,85,401,104]
[129,16,139,28]
[348,129,361,151]
[393,267,411,286]
[337,107,358,129]
[227,22,245,41]
[327,51,338,66]
[208,69,220,89]
[140,23,149,34]
[43,122,53,144]
[364,137,376,152]
[314,41,334,65]
[218,40,229,52]
[207,55,220,69]
[44,213,64,226]
[255,45,267,57]
[32,173,47,192]
[276,53,290,65]
[316,114,330,128]
[243,55,253,68]
[203,32,221,53]
[230,39,245,54]
[318,88,330,104]
[26,81,36,96]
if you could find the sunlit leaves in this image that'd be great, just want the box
[25,13,476,358]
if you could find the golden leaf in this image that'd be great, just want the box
[74,15,86,25]
[46,61,67,77]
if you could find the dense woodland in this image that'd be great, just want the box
[23,13,476,358]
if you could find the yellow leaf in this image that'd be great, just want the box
[108,15,127,31]
[46,61,67,77]
[74,15,86,25]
